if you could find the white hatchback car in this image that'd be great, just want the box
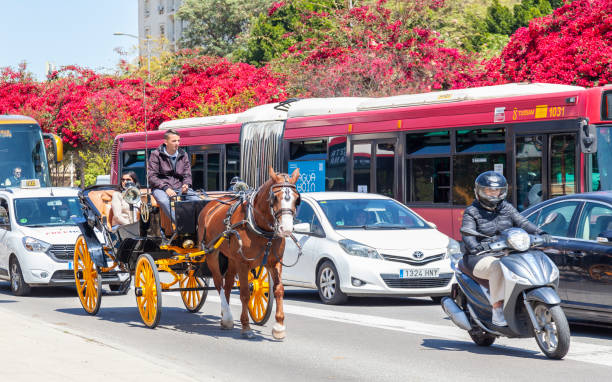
[282,192,460,304]
[0,185,127,295]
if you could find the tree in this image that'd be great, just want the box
[176,0,272,57]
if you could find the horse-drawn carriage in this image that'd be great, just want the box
[72,183,273,328]
[72,167,300,339]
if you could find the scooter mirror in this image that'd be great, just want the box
[540,212,559,228]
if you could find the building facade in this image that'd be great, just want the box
[138,0,185,53]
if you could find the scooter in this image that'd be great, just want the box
[441,213,570,359]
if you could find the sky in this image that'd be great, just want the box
[0,1,139,81]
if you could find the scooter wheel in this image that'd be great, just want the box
[532,303,570,359]
[469,329,496,346]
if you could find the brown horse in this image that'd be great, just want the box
[197,166,300,339]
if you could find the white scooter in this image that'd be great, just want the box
[442,213,570,359]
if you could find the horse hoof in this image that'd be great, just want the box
[242,330,255,339]
[272,323,286,340]
[220,320,234,330]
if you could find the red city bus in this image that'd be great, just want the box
[112,83,612,239]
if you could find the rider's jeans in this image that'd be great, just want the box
[152,188,200,223]
[473,256,504,304]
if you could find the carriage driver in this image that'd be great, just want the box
[148,129,200,223]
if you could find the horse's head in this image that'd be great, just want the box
[267,166,300,237]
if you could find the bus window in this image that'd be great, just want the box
[453,153,506,206]
[376,142,395,197]
[456,128,505,153]
[225,143,240,189]
[290,140,326,161]
[516,136,544,211]
[121,150,147,186]
[327,137,346,191]
[550,134,576,197]
[595,127,612,191]
[0,124,50,187]
[410,157,450,203]
[406,131,451,203]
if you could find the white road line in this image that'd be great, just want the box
[192,294,612,368]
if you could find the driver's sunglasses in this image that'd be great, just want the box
[121,178,132,182]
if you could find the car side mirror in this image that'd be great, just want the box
[539,212,559,229]
[596,230,612,244]
[293,222,311,234]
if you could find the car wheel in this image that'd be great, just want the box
[10,257,31,296]
[316,260,348,305]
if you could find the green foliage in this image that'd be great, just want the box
[512,0,553,30]
[486,0,515,35]
[234,0,346,66]
[176,0,272,57]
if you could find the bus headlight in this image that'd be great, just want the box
[339,239,382,260]
[22,237,51,252]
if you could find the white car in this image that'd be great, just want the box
[0,184,127,295]
[282,192,460,304]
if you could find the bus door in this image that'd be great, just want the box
[350,138,397,198]
[190,149,222,192]
[515,132,578,211]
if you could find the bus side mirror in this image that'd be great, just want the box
[580,121,597,153]
[43,133,63,162]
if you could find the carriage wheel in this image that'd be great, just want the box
[180,271,208,313]
[74,236,102,315]
[248,266,273,325]
[134,254,162,328]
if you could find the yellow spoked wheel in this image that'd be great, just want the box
[74,236,102,315]
[179,271,208,313]
[248,266,273,325]
[134,254,162,328]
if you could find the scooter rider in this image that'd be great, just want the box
[461,171,546,326]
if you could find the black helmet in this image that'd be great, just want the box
[474,171,508,210]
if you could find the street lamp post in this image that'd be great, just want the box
[113,32,152,190]
[113,32,151,132]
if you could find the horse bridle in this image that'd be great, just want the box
[268,181,301,231]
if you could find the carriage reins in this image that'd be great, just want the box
[201,181,303,275]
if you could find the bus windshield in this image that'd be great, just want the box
[0,124,50,187]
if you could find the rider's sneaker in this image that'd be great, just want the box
[492,307,507,326]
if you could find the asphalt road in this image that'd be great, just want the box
[0,281,611,382]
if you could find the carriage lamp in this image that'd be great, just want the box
[182,239,195,249]
[22,236,51,252]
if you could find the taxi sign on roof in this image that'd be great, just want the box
[20,179,40,189]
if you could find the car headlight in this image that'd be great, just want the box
[22,236,52,252]
[506,229,530,252]
[338,239,382,260]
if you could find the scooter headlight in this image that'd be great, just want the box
[506,229,530,252]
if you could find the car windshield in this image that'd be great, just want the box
[14,196,81,227]
[317,198,428,230]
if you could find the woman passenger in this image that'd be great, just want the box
[111,171,140,227]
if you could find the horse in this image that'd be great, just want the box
[197,166,301,339]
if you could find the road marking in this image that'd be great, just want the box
[195,294,612,368]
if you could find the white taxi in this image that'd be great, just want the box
[282,192,460,304]
[0,182,126,295]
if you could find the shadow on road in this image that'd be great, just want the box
[0,282,76,298]
[282,288,437,307]
[421,338,545,360]
[55,305,277,342]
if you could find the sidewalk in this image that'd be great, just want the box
[0,307,199,381]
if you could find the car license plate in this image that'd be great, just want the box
[68,261,73,270]
[400,268,439,278]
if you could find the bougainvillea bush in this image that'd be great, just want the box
[270,0,479,97]
[491,0,612,86]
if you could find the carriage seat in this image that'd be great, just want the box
[86,190,115,230]
[457,259,490,289]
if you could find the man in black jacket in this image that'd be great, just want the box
[461,171,543,326]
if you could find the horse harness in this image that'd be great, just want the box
[202,181,303,275]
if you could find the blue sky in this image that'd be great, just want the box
[0,1,138,81]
